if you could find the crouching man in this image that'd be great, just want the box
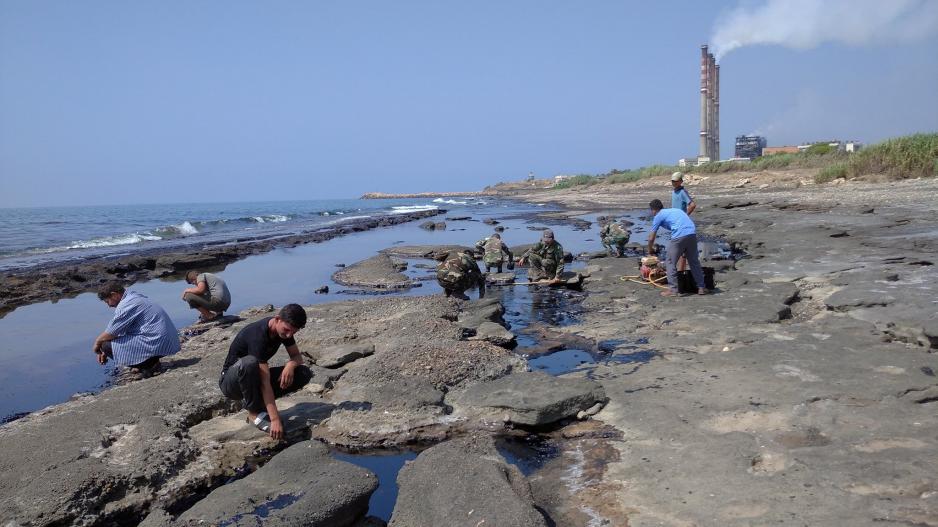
[94,282,180,378]
[219,304,312,439]
[437,249,486,300]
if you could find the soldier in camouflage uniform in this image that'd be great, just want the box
[436,249,486,300]
[474,233,514,273]
[519,229,565,283]
[599,217,631,257]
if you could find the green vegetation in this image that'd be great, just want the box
[804,142,835,155]
[815,163,848,183]
[551,174,597,189]
[843,133,937,180]
[547,133,937,189]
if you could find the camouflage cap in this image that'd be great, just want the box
[542,229,554,240]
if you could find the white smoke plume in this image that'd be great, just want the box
[711,0,938,60]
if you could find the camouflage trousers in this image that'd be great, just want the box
[437,273,475,294]
[602,236,628,257]
[526,254,559,281]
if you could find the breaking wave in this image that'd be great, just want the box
[390,205,439,214]
[432,198,468,205]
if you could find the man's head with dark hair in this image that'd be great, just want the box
[97,281,125,301]
[649,199,664,212]
[491,233,501,239]
[97,281,126,307]
[185,270,199,284]
[277,304,307,329]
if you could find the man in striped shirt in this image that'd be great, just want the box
[93,282,181,376]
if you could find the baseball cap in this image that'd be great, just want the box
[671,172,684,181]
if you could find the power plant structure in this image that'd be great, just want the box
[698,45,720,163]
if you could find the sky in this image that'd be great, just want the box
[1,1,937,207]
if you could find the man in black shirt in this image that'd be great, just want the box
[219,304,312,439]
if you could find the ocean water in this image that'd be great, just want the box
[0,198,478,270]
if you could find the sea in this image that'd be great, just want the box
[0,198,475,271]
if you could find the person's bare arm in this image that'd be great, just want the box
[182,281,208,299]
[647,231,658,255]
[279,344,303,389]
[258,363,283,439]
[687,201,697,215]
[92,331,116,364]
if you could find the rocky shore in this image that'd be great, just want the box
[0,209,443,318]
[2,170,938,526]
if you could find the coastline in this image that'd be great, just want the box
[360,191,493,199]
[0,208,443,319]
[2,170,938,525]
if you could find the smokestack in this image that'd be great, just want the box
[699,45,709,159]
[714,64,720,160]
[707,52,714,159]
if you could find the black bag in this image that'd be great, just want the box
[676,271,697,294]
[703,267,716,290]
[677,268,716,293]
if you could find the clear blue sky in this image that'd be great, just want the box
[1,1,937,207]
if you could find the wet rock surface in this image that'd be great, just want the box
[389,434,548,527]
[332,254,413,290]
[167,440,377,527]
[379,244,472,260]
[448,371,606,427]
[509,175,938,525]
[0,296,524,524]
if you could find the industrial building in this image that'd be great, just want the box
[735,135,767,159]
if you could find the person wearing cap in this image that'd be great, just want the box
[93,281,180,377]
[474,232,514,273]
[436,249,486,300]
[647,199,708,297]
[670,172,696,215]
[518,229,565,284]
[670,172,697,272]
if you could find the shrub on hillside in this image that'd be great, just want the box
[845,133,938,180]
[815,164,848,183]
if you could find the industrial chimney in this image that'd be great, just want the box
[698,45,720,163]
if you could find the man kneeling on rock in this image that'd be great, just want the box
[94,282,181,377]
[181,270,231,323]
[519,229,565,284]
[219,304,312,439]
[436,249,486,300]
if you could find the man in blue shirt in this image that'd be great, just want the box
[671,172,696,272]
[94,282,181,376]
[671,172,696,214]
[646,199,708,297]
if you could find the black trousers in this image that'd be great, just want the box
[218,355,313,413]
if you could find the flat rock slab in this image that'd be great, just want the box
[419,221,447,230]
[389,434,548,527]
[155,253,221,271]
[457,297,506,330]
[307,341,375,368]
[468,321,517,348]
[332,254,412,290]
[380,245,472,260]
[447,371,606,426]
[173,440,377,527]
[486,272,517,285]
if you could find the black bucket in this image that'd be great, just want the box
[676,267,716,293]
